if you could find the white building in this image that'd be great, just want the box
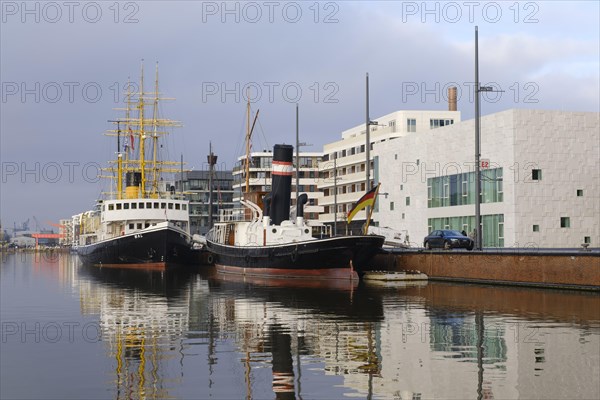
[318,109,461,233]
[232,150,324,220]
[374,109,599,248]
[59,218,73,246]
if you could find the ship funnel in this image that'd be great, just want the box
[270,144,293,225]
[448,86,457,111]
[125,172,142,199]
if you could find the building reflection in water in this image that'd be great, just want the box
[69,257,599,400]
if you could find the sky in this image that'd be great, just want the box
[1,0,599,232]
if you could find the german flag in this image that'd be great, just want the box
[347,184,380,224]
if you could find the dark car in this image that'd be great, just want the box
[424,229,474,250]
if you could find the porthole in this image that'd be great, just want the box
[272,228,277,234]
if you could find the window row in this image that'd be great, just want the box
[107,202,187,211]
[323,182,367,197]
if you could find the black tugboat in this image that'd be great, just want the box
[205,144,384,280]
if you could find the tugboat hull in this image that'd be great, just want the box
[76,226,194,270]
[207,235,384,279]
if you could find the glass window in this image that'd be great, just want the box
[584,236,591,244]
[124,203,129,210]
[577,189,583,197]
[154,202,159,209]
[183,204,187,211]
[533,225,539,232]
[139,202,144,209]
[175,203,181,210]
[407,118,416,132]
[116,203,122,210]
[168,203,173,209]
[429,168,502,208]
[136,223,142,229]
[560,217,570,228]
[128,223,133,229]
[131,203,137,209]
[532,169,542,181]
[406,197,410,206]
[390,202,394,211]
[108,204,114,211]
[146,202,152,208]
[161,203,166,209]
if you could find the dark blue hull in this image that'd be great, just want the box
[76,226,195,269]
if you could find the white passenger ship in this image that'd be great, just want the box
[75,63,195,269]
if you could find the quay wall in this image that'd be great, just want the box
[370,249,600,291]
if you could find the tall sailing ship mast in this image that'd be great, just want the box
[103,62,183,199]
[75,62,195,269]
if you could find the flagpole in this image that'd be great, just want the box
[363,184,380,234]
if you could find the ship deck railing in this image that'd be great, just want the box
[215,207,253,223]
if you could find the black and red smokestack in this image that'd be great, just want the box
[270,144,293,225]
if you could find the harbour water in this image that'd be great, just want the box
[1,252,599,399]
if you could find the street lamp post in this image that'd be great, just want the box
[475,26,482,250]
[474,26,503,250]
[364,73,385,228]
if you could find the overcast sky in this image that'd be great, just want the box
[1,1,598,231]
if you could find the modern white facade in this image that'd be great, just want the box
[232,150,324,220]
[318,109,461,232]
[374,109,599,248]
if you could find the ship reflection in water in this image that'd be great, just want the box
[1,253,598,399]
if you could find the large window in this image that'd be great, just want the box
[407,118,416,132]
[430,119,454,129]
[428,168,503,208]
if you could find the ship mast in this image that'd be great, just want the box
[124,77,133,193]
[150,62,160,198]
[244,91,259,193]
[245,91,251,193]
[101,63,183,200]
[138,60,146,197]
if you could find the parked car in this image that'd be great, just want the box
[424,229,474,250]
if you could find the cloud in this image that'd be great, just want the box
[1,1,598,226]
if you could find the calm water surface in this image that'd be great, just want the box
[1,252,599,399]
